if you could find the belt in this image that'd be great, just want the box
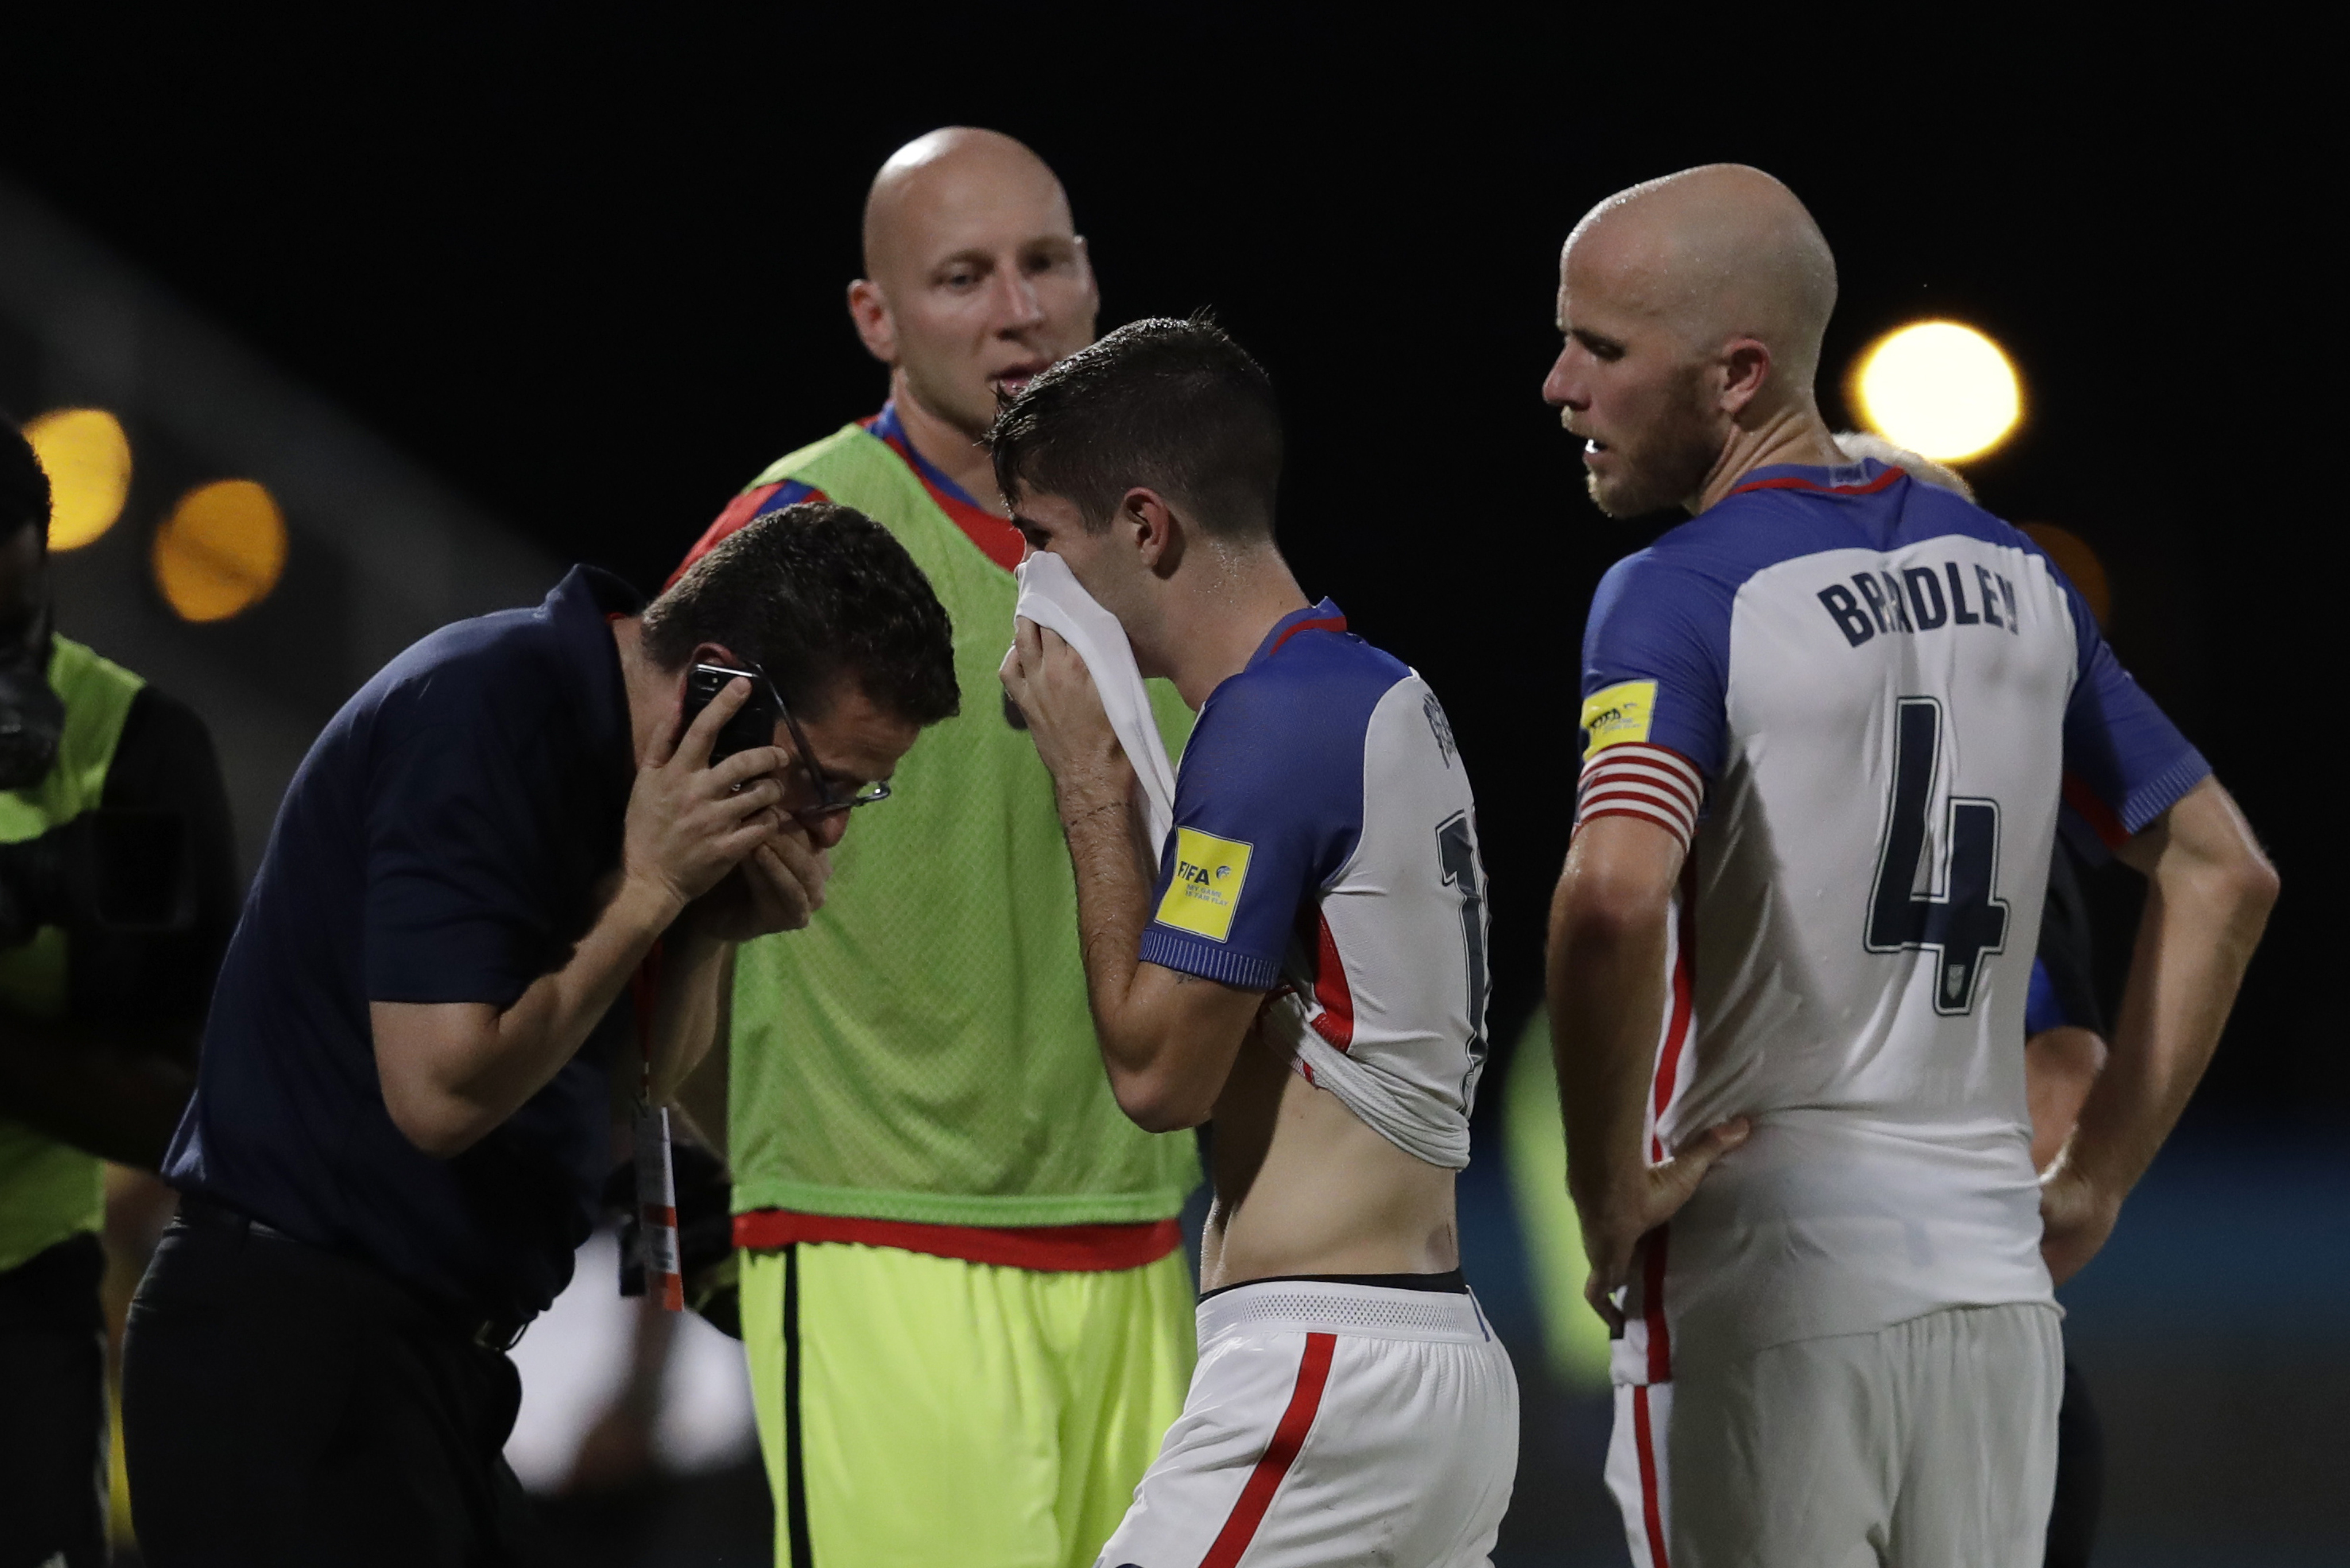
[172,1193,529,1352]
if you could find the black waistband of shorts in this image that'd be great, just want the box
[1200,1268,1467,1302]
[172,1193,529,1352]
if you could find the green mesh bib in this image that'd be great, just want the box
[728,425,1199,1225]
[0,635,144,1273]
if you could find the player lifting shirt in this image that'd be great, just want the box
[1542,165,2277,1568]
[997,318,1518,1568]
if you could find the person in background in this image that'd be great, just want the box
[122,504,956,1566]
[1839,428,2111,1567]
[0,415,238,1568]
[668,128,1199,1568]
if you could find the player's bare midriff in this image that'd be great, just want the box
[1198,1026,1460,1293]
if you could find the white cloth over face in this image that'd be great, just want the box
[1011,550,1178,850]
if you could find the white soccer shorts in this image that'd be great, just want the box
[1607,1301,2062,1568]
[1094,1277,1518,1568]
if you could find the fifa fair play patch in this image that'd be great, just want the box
[1155,828,1253,943]
[1580,679,1657,760]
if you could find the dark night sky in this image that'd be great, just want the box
[7,17,2331,1122]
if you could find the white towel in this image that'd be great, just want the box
[1011,552,1179,850]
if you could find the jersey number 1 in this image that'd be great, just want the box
[1436,812,1492,1094]
[1865,697,2009,1016]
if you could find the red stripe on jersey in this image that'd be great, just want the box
[2062,769,2129,850]
[1632,1384,1673,1568]
[1648,873,1698,1163]
[1308,912,1356,1051]
[877,429,1025,572]
[730,1210,1182,1272]
[1642,1224,1673,1384]
[1200,1331,1337,1568]
[1268,614,1349,658]
[668,481,813,589]
[1729,465,1904,499]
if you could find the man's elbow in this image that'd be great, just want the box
[1107,1065,1214,1134]
[379,1078,486,1160]
[1552,874,1672,956]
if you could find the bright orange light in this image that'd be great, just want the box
[26,408,133,549]
[1849,321,2023,463]
[153,479,288,622]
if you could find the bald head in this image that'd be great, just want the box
[861,128,1073,281]
[846,127,1100,450]
[1567,165,1837,399]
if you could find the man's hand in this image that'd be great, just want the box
[683,823,831,943]
[623,676,790,915]
[1001,619,1130,818]
[2037,1151,2120,1287]
[1577,1117,1750,1331]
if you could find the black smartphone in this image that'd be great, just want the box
[681,664,779,764]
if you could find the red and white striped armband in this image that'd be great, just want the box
[1574,742,1705,852]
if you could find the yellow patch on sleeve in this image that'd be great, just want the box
[1154,827,1254,943]
[1580,679,1658,760]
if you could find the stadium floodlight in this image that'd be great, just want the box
[26,408,133,549]
[153,478,287,622]
[1849,321,2022,463]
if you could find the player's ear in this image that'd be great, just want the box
[1123,488,1182,575]
[848,279,896,365]
[1719,337,1773,419]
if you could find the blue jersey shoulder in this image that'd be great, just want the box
[1145,606,1410,989]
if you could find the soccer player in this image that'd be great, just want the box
[1542,165,2277,1566]
[997,318,1518,1568]
[670,129,1199,1568]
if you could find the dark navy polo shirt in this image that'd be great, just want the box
[163,566,640,1323]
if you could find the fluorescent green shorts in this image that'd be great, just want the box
[741,1242,1194,1568]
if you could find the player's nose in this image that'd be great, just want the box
[1542,347,1585,409]
[995,267,1047,330]
[813,810,851,850]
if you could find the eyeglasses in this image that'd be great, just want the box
[761,671,892,822]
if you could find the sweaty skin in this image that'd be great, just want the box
[850,129,1100,512]
[1544,164,1843,520]
[1000,485,1459,1291]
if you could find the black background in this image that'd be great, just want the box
[6,15,2329,1124]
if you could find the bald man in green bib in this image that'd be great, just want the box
[670,129,1198,1568]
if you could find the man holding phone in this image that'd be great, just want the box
[120,504,958,1566]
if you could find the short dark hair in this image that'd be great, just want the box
[642,501,959,726]
[988,316,1283,541]
[1,417,49,550]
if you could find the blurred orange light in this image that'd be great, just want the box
[153,479,287,622]
[2020,522,2111,630]
[26,408,133,549]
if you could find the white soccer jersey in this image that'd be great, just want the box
[1139,600,1491,1169]
[1575,460,2208,1374]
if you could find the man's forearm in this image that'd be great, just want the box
[1058,781,1156,1070]
[642,927,730,1104]
[2068,827,2275,1200]
[1547,861,1673,1220]
[379,876,682,1156]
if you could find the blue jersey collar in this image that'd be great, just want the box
[1248,598,1349,670]
[1727,457,1906,499]
[867,401,986,510]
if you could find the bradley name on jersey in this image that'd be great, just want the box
[1816,557,2024,646]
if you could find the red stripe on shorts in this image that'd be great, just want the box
[1198,1331,1337,1568]
[1632,1384,1671,1568]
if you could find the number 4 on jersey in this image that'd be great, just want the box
[1865,698,2009,1016]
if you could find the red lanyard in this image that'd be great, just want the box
[628,941,683,1311]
